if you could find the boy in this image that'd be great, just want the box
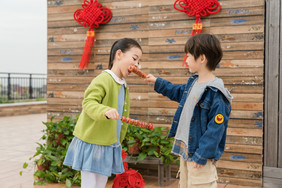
[145,34,232,188]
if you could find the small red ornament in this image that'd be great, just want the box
[173,0,221,67]
[112,150,145,188]
[74,0,112,69]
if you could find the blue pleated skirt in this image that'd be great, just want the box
[63,137,124,177]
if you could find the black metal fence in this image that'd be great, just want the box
[0,73,47,102]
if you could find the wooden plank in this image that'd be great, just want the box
[264,177,282,188]
[47,0,264,8]
[47,59,263,71]
[218,168,261,181]
[227,128,262,137]
[279,0,282,169]
[217,160,261,172]
[264,0,280,167]
[226,136,262,146]
[221,152,262,163]
[148,8,264,23]
[225,144,262,154]
[228,119,262,129]
[264,167,282,179]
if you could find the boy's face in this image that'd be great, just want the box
[185,53,203,74]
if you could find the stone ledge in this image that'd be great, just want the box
[0,101,47,117]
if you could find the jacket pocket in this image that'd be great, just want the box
[199,100,211,134]
[188,160,218,184]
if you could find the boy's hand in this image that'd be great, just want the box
[145,74,157,84]
[193,161,205,169]
[105,109,120,120]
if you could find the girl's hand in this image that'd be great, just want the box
[105,109,120,120]
[193,161,205,169]
[144,74,157,84]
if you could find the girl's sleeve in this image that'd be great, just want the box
[154,77,186,103]
[82,77,112,121]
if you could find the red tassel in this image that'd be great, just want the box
[182,53,188,67]
[182,17,202,67]
[78,30,95,70]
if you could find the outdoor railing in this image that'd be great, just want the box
[0,72,47,103]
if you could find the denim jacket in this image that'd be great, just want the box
[154,75,232,165]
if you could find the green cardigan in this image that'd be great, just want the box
[73,71,130,145]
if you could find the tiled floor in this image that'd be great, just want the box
[0,113,46,188]
[0,113,256,188]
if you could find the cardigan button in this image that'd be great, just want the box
[191,118,195,122]
[189,154,193,157]
[189,137,192,140]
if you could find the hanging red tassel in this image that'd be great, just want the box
[79,30,95,69]
[74,0,112,70]
[174,0,220,67]
[182,53,188,67]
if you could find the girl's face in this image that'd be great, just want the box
[185,53,202,74]
[114,47,142,79]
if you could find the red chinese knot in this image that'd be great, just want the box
[112,150,145,188]
[74,0,112,30]
[74,0,112,69]
[173,0,221,66]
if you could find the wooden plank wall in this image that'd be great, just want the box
[263,0,282,187]
[47,0,264,186]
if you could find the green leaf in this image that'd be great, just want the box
[23,162,28,169]
[127,140,136,145]
[160,140,169,144]
[147,147,155,155]
[142,138,150,142]
[137,152,147,162]
[153,151,159,157]
[19,171,23,176]
[66,179,72,187]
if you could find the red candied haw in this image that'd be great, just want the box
[135,120,140,126]
[129,119,135,125]
[129,65,135,72]
[140,121,145,128]
[126,117,131,123]
[121,116,126,122]
[144,122,149,129]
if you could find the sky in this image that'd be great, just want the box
[0,0,47,74]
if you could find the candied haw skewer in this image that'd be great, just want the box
[129,65,147,78]
[121,116,154,130]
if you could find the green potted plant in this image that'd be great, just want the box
[122,124,179,166]
[20,116,80,187]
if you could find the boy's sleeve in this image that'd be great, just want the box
[192,97,230,165]
[154,77,186,103]
[82,77,112,121]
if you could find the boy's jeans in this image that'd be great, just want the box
[178,157,218,188]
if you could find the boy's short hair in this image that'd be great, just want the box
[185,34,223,71]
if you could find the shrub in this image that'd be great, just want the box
[20,116,80,187]
[122,124,179,167]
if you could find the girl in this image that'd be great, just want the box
[63,38,142,188]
